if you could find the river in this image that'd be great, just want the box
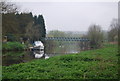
[2,50,79,66]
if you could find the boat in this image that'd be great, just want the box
[32,41,45,58]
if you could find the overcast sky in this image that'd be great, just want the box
[15,2,118,31]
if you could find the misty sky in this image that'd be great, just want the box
[16,2,118,31]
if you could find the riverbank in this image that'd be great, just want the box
[2,42,27,51]
[2,44,118,79]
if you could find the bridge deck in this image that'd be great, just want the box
[45,37,89,41]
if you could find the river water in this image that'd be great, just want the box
[2,51,34,66]
[2,50,79,66]
[2,43,80,66]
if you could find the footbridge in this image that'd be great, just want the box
[44,37,90,54]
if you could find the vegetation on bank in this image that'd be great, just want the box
[2,44,118,79]
[2,42,26,51]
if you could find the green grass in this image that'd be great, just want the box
[2,44,118,79]
[2,42,26,51]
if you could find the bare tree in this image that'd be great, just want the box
[0,1,18,14]
[108,19,118,42]
[87,24,103,49]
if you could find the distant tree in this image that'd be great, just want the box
[108,19,118,42]
[87,24,103,49]
[47,30,66,37]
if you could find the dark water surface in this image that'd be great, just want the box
[2,51,75,66]
[2,51,35,66]
[2,51,79,66]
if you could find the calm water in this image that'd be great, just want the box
[2,50,79,66]
[2,51,35,66]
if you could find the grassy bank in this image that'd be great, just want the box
[2,44,118,79]
[2,42,26,51]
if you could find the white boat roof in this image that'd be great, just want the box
[34,41,44,46]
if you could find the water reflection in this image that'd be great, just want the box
[34,51,45,59]
[2,50,79,66]
[2,51,51,66]
[2,51,35,66]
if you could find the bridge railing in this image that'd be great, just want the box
[44,37,90,41]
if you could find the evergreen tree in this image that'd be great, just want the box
[37,15,46,40]
[33,15,37,25]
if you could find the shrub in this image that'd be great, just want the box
[2,42,26,51]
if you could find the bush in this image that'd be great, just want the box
[2,42,26,51]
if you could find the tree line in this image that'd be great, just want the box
[87,18,118,49]
[1,1,46,44]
